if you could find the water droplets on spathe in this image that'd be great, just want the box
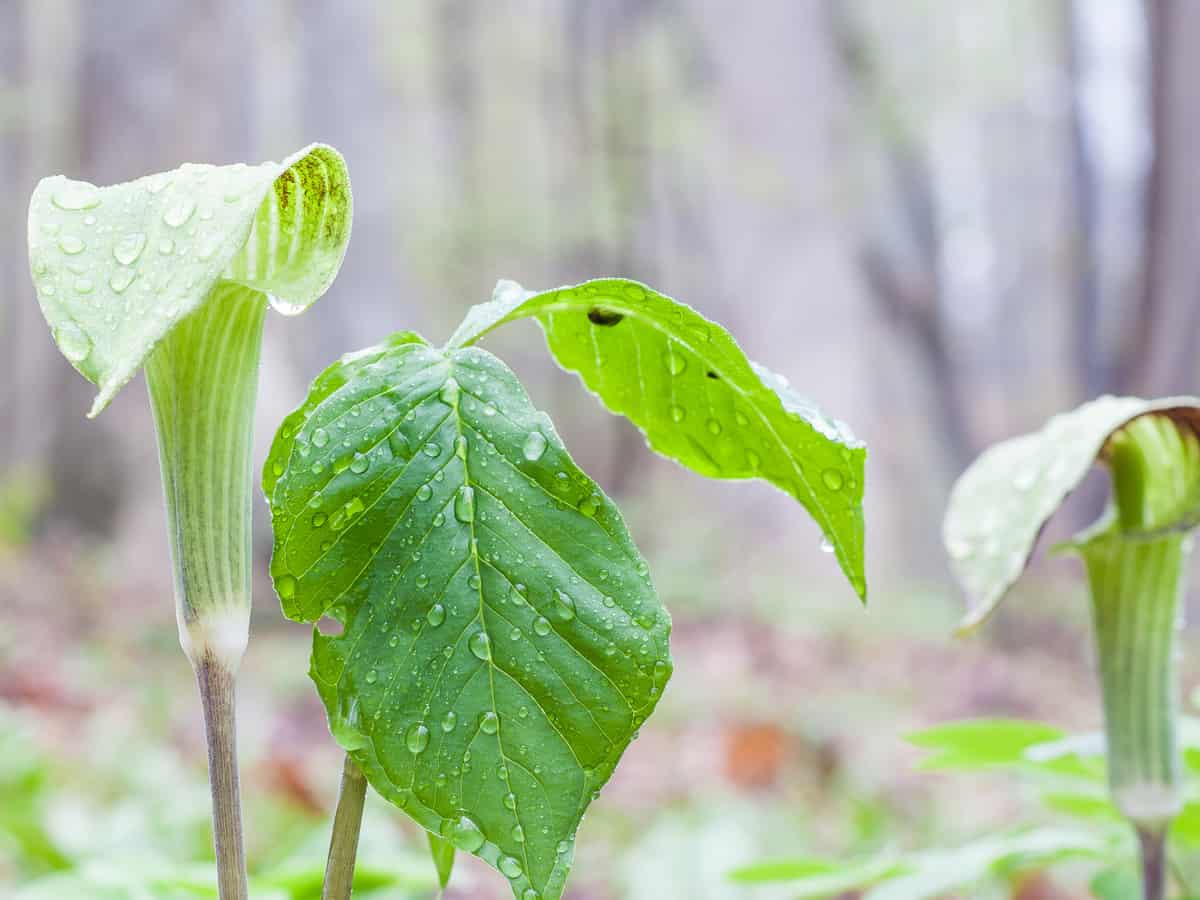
[55,321,91,363]
[52,183,101,211]
[112,232,147,266]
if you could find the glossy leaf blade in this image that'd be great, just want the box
[264,336,672,900]
[943,395,1200,630]
[28,143,351,415]
[448,278,867,599]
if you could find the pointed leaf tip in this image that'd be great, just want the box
[448,277,868,600]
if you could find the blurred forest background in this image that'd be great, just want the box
[3,1,1200,897]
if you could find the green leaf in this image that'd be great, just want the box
[909,719,1068,771]
[944,396,1200,630]
[29,143,352,416]
[263,335,672,900]
[1089,866,1140,900]
[447,278,868,599]
[427,832,455,890]
[728,856,906,894]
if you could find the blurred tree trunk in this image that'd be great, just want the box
[1127,0,1200,395]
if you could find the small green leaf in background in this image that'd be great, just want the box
[908,719,1103,780]
[943,395,1200,629]
[1090,865,1140,900]
[264,335,672,900]
[447,278,868,599]
[28,144,351,415]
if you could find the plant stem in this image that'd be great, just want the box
[323,754,368,900]
[1138,826,1167,900]
[145,286,267,899]
[196,656,248,900]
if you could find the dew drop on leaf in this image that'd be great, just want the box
[55,321,92,363]
[277,574,297,600]
[109,267,136,293]
[58,235,85,255]
[554,589,576,621]
[819,535,835,553]
[455,485,475,523]
[498,855,523,879]
[52,184,102,210]
[469,630,491,661]
[350,453,369,474]
[669,404,685,423]
[365,669,378,684]
[163,197,196,227]
[663,349,687,376]
[426,603,446,627]
[480,711,499,735]
[821,468,845,490]
[405,722,430,754]
[450,816,485,852]
[522,430,547,461]
[533,616,551,636]
[112,232,146,265]
[441,710,457,732]
[312,428,329,448]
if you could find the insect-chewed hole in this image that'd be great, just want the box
[706,370,721,380]
[587,307,624,327]
[316,615,345,637]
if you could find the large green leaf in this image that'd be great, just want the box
[943,396,1200,630]
[263,334,672,900]
[28,143,351,415]
[448,278,868,599]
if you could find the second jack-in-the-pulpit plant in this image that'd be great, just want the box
[28,146,353,899]
[944,396,1200,900]
[262,278,868,899]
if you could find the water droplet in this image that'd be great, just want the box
[669,404,686,423]
[365,669,378,684]
[498,856,523,879]
[450,816,485,852]
[53,183,102,211]
[417,484,433,502]
[312,428,329,448]
[427,603,446,627]
[350,453,369,474]
[423,442,441,457]
[533,616,551,636]
[707,418,722,436]
[663,349,688,375]
[735,410,750,426]
[312,512,327,528]
[480,710,499,735]
[523,890,541,900]
[554,589,576,621]
[504,792,517,809]
[55,322,91,363]
[441,710,457,731]
[439,378,460,405]
[277,574,297,600]
[745,449,761,469]
[163,198,196,227]
[109,267,136,293]
[819,535,835,554]
[469,630,491,661]
[158,238,175,255]
[821,468,845,490]
[73,277,93,294]
[405,722,430,753]
[58,235,85,255]
[112,232,146,265]
[522,430,547,461]
[388,430,409,459]
[557,840,571,855]
[510,585,527,605]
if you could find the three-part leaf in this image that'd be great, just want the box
[943,395,1200,630]
[264,335,672,900]
[449,278,868,599]
[28,144,351,414]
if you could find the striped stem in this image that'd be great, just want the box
[145,285,267,900]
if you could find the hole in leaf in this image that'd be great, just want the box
[316,615,345,637]
[587,307,624,327]
[706,370,720,380]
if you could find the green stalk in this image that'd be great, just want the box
[145,284,267,900]
[322,755,368,900]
